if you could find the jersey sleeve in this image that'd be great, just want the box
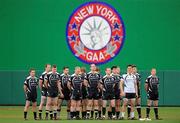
[85,73,89,81]
[39,74,44,80]
[99,74,103,83]
[24,79,28,86]
[145,77,149,83]
[101,76,105,85]
[44,74,48,81]
[69,76,72,83]
[57,74,61,81]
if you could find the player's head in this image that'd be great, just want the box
[116,67,120,74]
[75,66,81,74]
[105,68,111,75]
[132,64,137,74]
[63,66,69,74]
[45,64,51,72]
[80,67,86,74]
[29,68,35,77]
[90,64,96,71]
[95,67,100,73]
[111,66,117,74]
[127,64,133,74]
[151,68,156,76]
[52,64,57,73]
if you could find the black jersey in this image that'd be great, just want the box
[60,73,71,90]
[145,75,159,93]
[39,71,47,89]
[86,72,101,90]
[135,73,141,89]
[45,72,60,91]
[111,73,122,91]
[81,73,89,99]
[69,74,83,92]
[24,76,38,93]
[101,75,115,93]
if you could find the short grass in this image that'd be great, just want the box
[0,106,180,123]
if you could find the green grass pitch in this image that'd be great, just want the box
[0,106,180,123]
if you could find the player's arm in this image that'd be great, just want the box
[23,80,28,93]
[44,79,48,88]
[145,78,149,92]
[83,79,88,87]
[134,80,138,97]
[57,80,64,98]
[23,85,28,93]
[39,79,43,91]
[120,79,124,96]
[44,74,49,88]
[67,77,74,91]
[67,81,71,90]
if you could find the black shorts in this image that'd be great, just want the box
[137,89,141,98]
[82,87,88,99]
[47,89,58,98]
[125,93,136,99]
[60,89,71,100]
[148,91,159,100]
[87,88,99,100]
[115,89,120,99]
[26,92,37,102]
[98,91,102,99]
[102,92,115,100]
[71,90,82,101]
[41,88,47,97]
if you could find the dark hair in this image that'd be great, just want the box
[63,66,69,70]
[127,64,133,68]
[29,68,35,73]
[52,64,57,68]
[45,64,51,68]
[111,66,117,70]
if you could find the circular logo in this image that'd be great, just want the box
[66,1,125,65]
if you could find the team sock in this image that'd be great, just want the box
[146,106,151,118]
[102,107,106,115]
[24,111,27,119]
[136,105,141,118]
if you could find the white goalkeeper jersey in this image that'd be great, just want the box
[121,73,136,93]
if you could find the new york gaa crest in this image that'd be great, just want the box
[66,1,125,64]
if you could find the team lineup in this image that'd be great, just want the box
[23,64,160,121]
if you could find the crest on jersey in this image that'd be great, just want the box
[66,1,125,64]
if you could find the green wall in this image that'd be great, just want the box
[0,70,180,106]
[0,0,180,105]
[0,0,180,70]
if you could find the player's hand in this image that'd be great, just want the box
[60,93,64,98]
[120,92,125,97]
[136,93,138,98]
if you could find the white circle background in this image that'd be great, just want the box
[79,16,111,50]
